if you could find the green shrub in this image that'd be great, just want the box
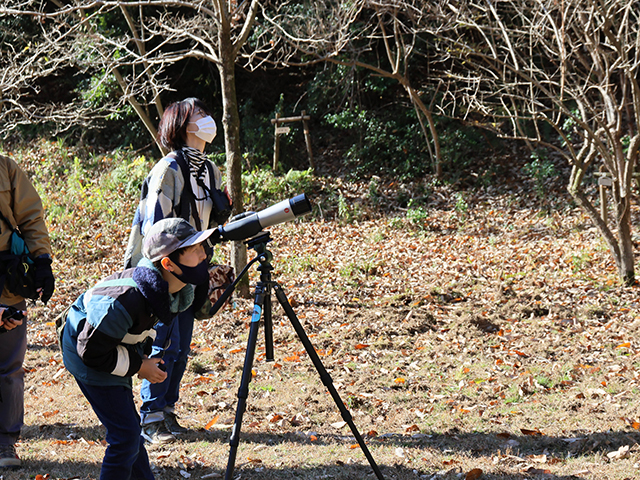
[523,149,557,200]
[106,152,151,198]
[406,204,429,230]
[324,106,428,180]
[242,167,314,209]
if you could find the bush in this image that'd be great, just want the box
[324,106,428,180]
[242,167,314,210]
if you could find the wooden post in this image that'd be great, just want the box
[271,112,313,172]
[598,165,611,225]
[273,112,280,171]
[301,110,315,173]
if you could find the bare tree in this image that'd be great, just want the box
[427,0,640,285]
[2,0,260,295]
[0,10,116,136]
[247,0,445,176]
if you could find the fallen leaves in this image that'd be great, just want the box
[607,445,630,460]
[20,175,640,480]
[465,468,482,479]
[622,417,640,429]
[204,415,219,430]
[268,413,284,423]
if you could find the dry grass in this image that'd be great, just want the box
[12,187,640,480]
[5,140,640,479]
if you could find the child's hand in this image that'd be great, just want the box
[138,357,168,383]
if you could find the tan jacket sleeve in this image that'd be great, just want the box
[0,154,52,303]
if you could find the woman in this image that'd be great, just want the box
[124,97,230,444]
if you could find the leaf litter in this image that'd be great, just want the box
[14,170,640,479]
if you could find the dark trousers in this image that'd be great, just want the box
[0,299,27,446]
[76,380,155,480]
[140,307,194,424]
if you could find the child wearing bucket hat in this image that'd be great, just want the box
[60,218,215,480]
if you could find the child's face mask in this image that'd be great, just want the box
[171,259,209,286]
[187,116,217,143]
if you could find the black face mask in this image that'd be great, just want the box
[171,259,209,286]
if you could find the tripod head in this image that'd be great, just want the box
[246,231,273,254]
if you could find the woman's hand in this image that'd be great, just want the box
[138,357,168,383]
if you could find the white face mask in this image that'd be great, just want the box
[187,116,217,143]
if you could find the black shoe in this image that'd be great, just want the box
[164,411,189,435]
[141,421,176,445]
[0,444,21,468]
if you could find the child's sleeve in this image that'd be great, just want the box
[76,298,145,377]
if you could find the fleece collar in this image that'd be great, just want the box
[132,258,194,324]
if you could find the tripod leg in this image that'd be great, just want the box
[264,290,274,362]
[225,286,266,480]
[273,284,385,480]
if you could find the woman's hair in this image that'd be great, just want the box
[157,97,212,151]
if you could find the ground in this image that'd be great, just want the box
[7,147,640,479]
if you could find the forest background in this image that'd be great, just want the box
[2,1,640,479]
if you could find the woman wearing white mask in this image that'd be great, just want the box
[124,97,231,444]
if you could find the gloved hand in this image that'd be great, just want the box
[34,255,55,304]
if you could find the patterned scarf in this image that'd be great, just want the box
[181,146,212,200]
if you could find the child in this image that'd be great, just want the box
[61,218,214,480]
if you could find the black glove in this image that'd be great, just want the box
[34,256,55,304]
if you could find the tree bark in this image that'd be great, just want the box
[218,25,249,298]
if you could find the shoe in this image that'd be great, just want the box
[164,411,188,435]
[0,444,21,468]
[141,421,176,445]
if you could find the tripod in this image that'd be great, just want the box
[208,232,385,480]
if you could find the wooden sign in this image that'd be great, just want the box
[598,177,612,187]
[271,110,314,172]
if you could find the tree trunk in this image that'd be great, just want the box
[568,165,635,286]
[615,194,635,286]
[404,84,442,179]
[218,36,249,298]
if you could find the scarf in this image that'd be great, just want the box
[181,146,212,200]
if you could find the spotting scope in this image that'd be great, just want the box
[212,193,312,243]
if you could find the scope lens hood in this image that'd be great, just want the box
[290,194,312,216]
